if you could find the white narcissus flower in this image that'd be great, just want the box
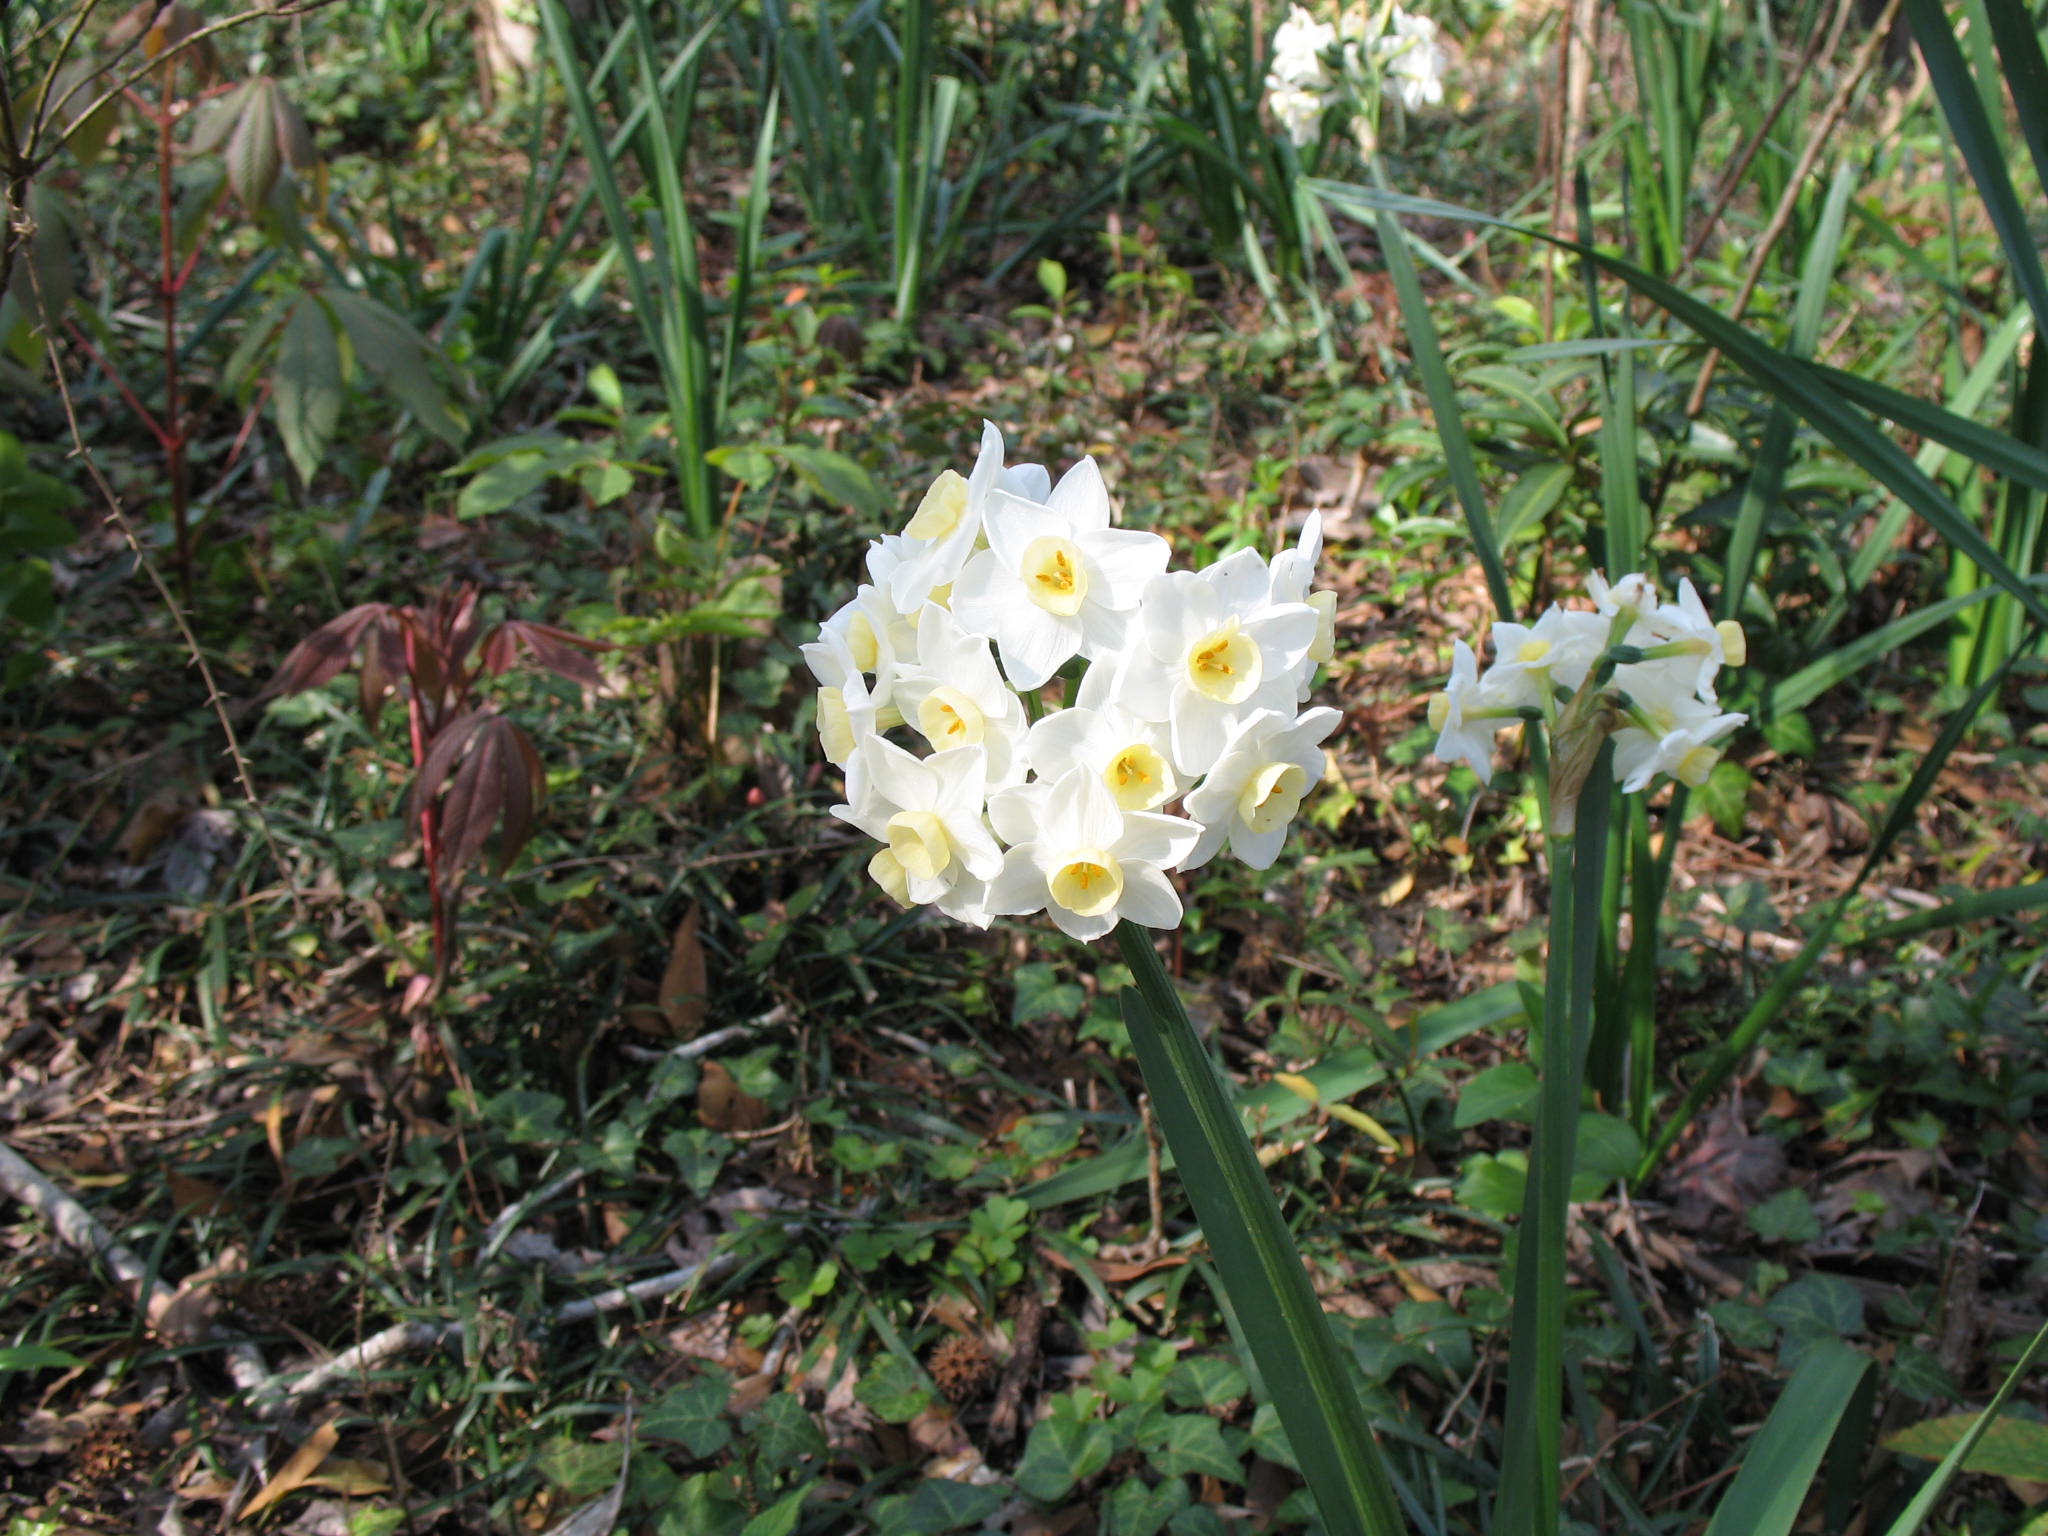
[951,457,1171,690]
[1023,663,1183,813]
[889,603,1031,787]
[1430,638,1518,784]
[832,735,1003,907]
[1587,570,1658,621]
[1182,706,1343,870]
[1485,604,1608,704]
[1269,512,1337,686]
[1117,548,1319,777]
[1268,83,1328,148]
[1610,694,1746,793]
[1378,6,1446,111]
[1643,578,1747,702]
[805,581,918,709]
[885,421,1050,614]
[988,768,1199,941]
[1270,5,1337,88]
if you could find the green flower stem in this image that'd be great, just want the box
[1111,922,1409,1536]
[1494,747,1614,1536]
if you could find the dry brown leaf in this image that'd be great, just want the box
[156,1246,243,1343]
[697,1060,770,1132]
[116,794,186,864]
[302,1458,393,1495]
[657,902,708,1039]
[239,1416,341,1520]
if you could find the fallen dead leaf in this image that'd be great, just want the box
[240,1416,342,1520]
[697,1060,771,1132]
[656,901,708,1039]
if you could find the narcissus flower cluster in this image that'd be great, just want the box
[1430,572,1749,831]
[808,423,1342,941]
[1265,2,1449,148]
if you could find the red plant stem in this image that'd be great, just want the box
[402,624,451,984]
[64,319,171,451]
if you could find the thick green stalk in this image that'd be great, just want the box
[1494,752,1612,1536]
[1112,924,1409,1536]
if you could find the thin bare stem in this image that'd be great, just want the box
[31,278,310,929]
[1684,0,1903,418]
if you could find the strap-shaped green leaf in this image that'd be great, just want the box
[1902,0,2048,334]
[1703,1340,1872,1536]
[1309,180,2048,633]
[1113,924,1408,1536]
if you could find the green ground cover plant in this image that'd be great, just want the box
[2,0,2046,1532]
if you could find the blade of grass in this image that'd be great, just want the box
[1880,1317,2048,1536]
[1845,880,2048,947]
[1113,923,1409,1536]
[1637,634,2033,1181]
[1902,0,2048,333]
[720,81,778,428]
[1701,1340,1872,1536]
[1374,195,1514,618]
[1310,180,2048,632]
[1980,0,2048,196]
[539,0,719,536]
[1767,582,2009,713]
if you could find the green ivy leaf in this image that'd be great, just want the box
[1015,1407,1118,1502]
[1011,962,1085,1027]
[1765,1273,1865,1344]
[1709,1300,1777,1352]
[1889,1343,1960,1405]
[1697,757,1752,839]
[1104,1473,1190,1536]
[1143,1415,1242,1483]
[1747,1188,1821,1244]
[643,1371,732,1458]
[867,1479,1005,1534]
[1164,1356,1247,1412]
[855,1354,931,1424]
[482,1089,565,1145]
[744,1393,825,1472]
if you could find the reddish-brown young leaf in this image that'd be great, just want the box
[480,619,613,692]
[357,608,409,725]
[415,713,546,882]
[410,709,483,816]
[435,586,487,676]
[263,604,392,699]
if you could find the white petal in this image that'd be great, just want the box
[982,491,1069,570]
[997,606,1082,691]
[862,735,937,810]
[1229,823,1289,870]
[989,849,1050,915]
[1045,456,1111,530]
[1026,708,1101,782]
[1170,696,1234,777]
[1116,866,1183,930]
[1119,810,1200,870]
[1080,527,1172,606]
[1178,816,1227,872]
[1046,903,1116,942]
[988,782,1048,846]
